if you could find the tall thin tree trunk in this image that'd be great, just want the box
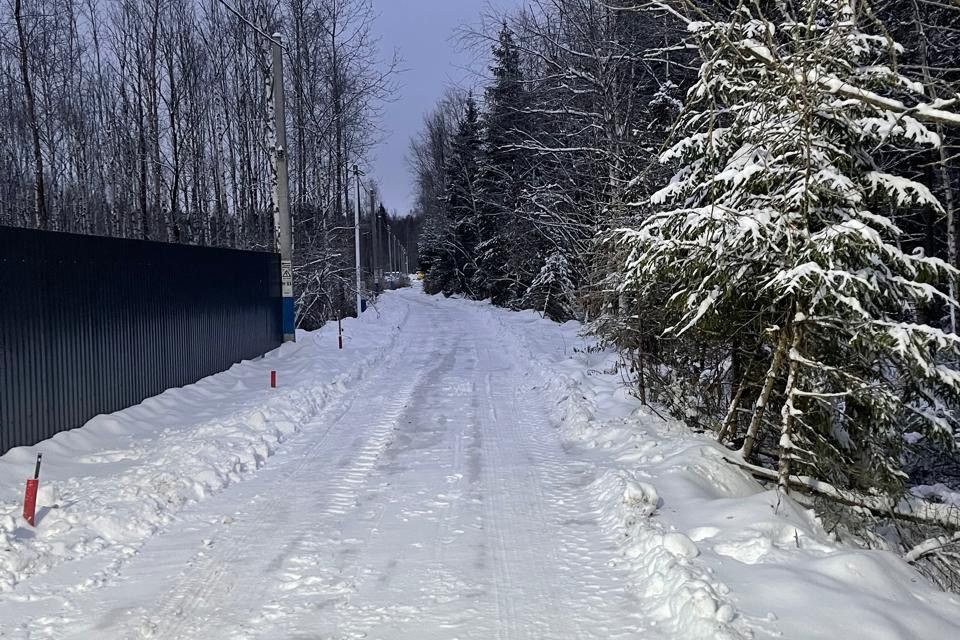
[740,327,790,460]
[15,0,48,229]
[777,325,802,495]
[718,381,745,444]
[913,0,957,333]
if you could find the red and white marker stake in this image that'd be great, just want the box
[23,452,42,527]
[270,370,277,388]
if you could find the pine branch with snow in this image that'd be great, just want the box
[609,1,960,501]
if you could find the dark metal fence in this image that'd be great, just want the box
[0,225,282,454]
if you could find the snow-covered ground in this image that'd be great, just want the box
[1,287,959,639]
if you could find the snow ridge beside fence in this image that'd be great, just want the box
[0,299,408,592]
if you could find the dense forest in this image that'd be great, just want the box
[0,0,403,328]
[412,0,960,587]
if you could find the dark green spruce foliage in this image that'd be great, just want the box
[443,96,483,296]
[471,24,534,304]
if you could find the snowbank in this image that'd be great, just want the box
[0,297,408,592]
[480,302,960,639]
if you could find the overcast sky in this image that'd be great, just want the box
[370,0,521,215]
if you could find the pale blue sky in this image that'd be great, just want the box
[370,0,521,215]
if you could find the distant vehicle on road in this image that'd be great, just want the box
[382,272,411,290]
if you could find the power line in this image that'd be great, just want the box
[216,0,286,50]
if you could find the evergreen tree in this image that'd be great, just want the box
[609,1,960,498]
[418,208,454,296]
[473,23,532,304]
[443,94,483,296]
[520,252,577,321]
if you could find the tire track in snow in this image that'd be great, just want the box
[476,315,643,640]
[131,303,454,639]
[477,341,596,640]
[11,292,657,639]
[97,302,430,639]
[484,304,746,639]
[311,328,496,639]
[123,405,377,636]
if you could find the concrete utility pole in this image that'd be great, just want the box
[370,189,379,293]
[352,165,363,315]
[387,228,394,276]
[272,33,295,342]
[213,6,295,339]
[377,209,384,284]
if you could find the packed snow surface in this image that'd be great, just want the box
[1,287,959,638]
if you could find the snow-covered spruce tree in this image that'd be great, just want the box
[442,95,484,297]
[609,1,960,499]
[472,23,533,305]
[418,206,457,296]
[520,252,577,321]
[410,94,461,296]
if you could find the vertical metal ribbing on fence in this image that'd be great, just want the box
[0,225,282,455]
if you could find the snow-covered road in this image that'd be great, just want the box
[84,291,640,639]
[1,290,646,638]
[2,288,960,639]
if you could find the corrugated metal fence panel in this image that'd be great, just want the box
[0,226,282,454]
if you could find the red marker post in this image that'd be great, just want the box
[338,315,343,350]
[23,452,42,527]
[270,370,277,388]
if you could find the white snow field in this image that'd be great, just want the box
[2,287,960,639]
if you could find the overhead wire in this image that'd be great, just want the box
[215,0,286,50]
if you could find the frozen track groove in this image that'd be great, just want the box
[0,292,645,639]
